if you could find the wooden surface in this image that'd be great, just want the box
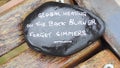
[75,49,120,68]
[0,0,24,14]
[0,41,101,68]
[0,0,120,68]
[0,0,10,6]
[0,0,45,56]
[76,0,120,58]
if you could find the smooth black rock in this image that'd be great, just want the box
[23,2,105,56]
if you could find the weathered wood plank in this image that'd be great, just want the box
[0,0,25,14]
[75,49,120,68]
[76,0,120,58]
[0,40,101,68]
[0,0,9,6]
[0,43,29,65]
[0,0,45,56]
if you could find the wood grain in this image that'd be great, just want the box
[0,41,101,68]
[0,43,29,65]
[75,49,120,68]
[0,0,10,6]
[0,0,45,56]
[0,0,25,14]
[76,0,120,58]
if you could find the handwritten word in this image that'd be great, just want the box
[69,19,96,26]
[56,30,86,37]
[38,11,86,18]
[29,32,52,38]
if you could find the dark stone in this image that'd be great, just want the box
[23,2,105,56]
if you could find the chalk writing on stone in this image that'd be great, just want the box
[23,2,105,56]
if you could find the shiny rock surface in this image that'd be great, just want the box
[23,2,105,56]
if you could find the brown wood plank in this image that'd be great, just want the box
[0,0,25,14]
[76,0,120,58]
[75,49,120,68]
[0,43,29,65]
[0,40,101,68]
[0,0,45,56]
[0,0,10,6]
